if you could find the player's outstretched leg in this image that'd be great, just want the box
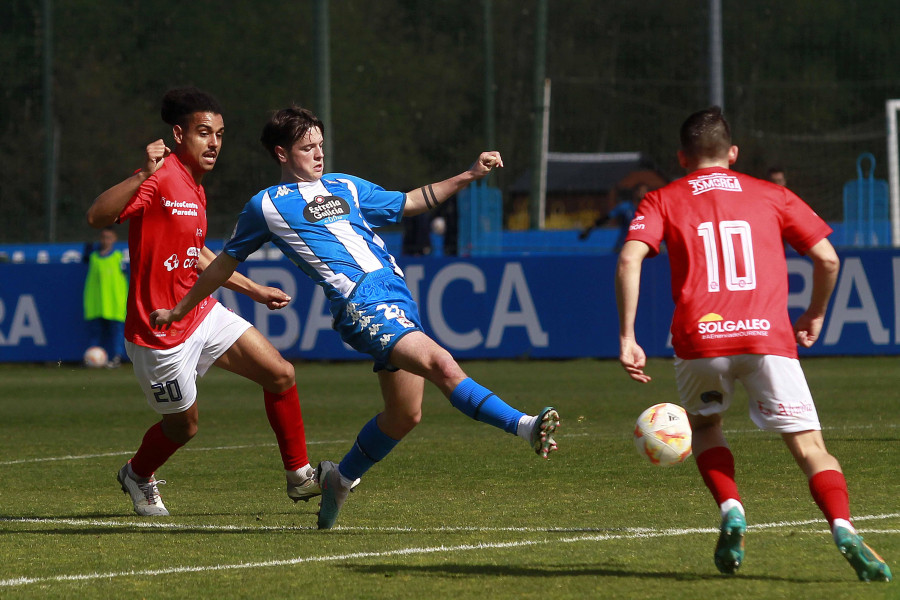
[449,379,561,457]
[714,506,746,574]
[117,461,168,516]
[834,526,893,582]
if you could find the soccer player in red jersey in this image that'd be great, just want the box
[615,107,891,582]
[87,88,317,516]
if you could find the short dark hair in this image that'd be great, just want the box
[160,87,223,128]
[260,106,325,163]
[679,106,731,160]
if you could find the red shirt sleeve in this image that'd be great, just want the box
[118,171,158,223]
[780,187,833,254]
[625,190,665,257]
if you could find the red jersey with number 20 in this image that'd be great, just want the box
[626,167,832,360]
[118,153,216,349]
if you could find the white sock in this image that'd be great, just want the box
[720,498,745,519]
[516,414,538,441]
[831,518,856,543]
[285,463,314,484]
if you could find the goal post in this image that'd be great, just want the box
[887,99,900,247]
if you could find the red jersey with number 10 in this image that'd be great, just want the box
[118,153,217,349]
[626,166,832,360]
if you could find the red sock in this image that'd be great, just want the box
[130,422,185,478]
[809,469,851,526]
[696,446,741,505]
[264,384,309,471]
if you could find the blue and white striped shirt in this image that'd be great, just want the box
[224,173,406,306]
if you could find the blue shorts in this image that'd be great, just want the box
[333,268,423,371]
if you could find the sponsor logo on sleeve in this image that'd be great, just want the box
[628,215,646,231]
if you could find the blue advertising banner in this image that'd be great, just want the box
[1,249,898,363]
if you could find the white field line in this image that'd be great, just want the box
[2,513,898,535]
[0,513,897,588]
[0,439,350,466]
[2,422,894,467]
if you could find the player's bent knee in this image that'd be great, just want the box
[429,352,463,385]
[161,420,198,445]
[269,358,295,391]
[383,410,421,438]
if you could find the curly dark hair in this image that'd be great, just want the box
[160,87,223,128]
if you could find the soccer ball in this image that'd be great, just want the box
[83,346,108,368]
[633,403,692,466]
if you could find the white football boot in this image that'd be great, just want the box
[117,462,169,516]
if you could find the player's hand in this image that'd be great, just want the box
[149,308,176,330]
[471,151,503,178]
[619,337,652,383]
[255,286,292,310]
[142,139,171,178]
[794,311,824,348]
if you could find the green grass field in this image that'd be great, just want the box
[0,357,896,599]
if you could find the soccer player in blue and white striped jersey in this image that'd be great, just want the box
[151,106,560,530]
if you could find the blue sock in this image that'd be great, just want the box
[449,378,524,435]
[339,416,399,481]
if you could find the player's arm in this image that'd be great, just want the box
[149,253,241,328]
[794,238,840,348]
[615,239,652,383]
[87,140,169,228]
[198,246,290,310]
[403,151,503,216]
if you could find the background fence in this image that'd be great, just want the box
[3,1,899,246]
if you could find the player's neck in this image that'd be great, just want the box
[172,150,207,186]
[689,160,730,173]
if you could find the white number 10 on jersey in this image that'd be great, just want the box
[697,220,756,292]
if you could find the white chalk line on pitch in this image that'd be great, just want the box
[2,421,894,467]
[0,439,351,466]
[2,512,897,535]
[0,513,897,588]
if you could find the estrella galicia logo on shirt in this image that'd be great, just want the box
[696,313,770,338]
[303,195,351,224]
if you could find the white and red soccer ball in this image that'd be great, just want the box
[83,346,108,368]
[633,403,693,466]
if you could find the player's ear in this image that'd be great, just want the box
[677,150,690,170]
[172,125,183,145]
[728,145,739,165]
[275,145,288,164]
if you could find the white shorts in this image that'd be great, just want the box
[125,303,252,415]
[674,354,821,433]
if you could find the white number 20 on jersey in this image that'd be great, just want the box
[697,220,756,292]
